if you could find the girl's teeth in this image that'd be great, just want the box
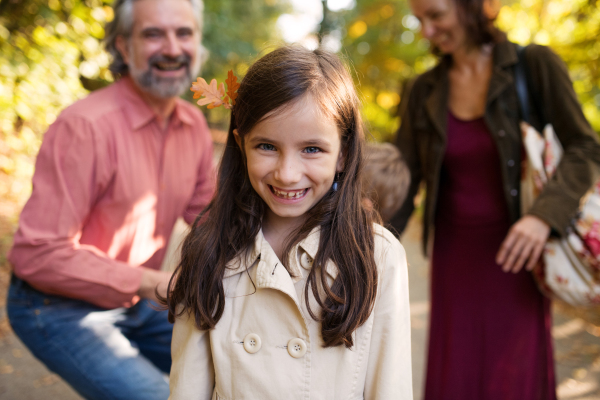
[274,188,304,198]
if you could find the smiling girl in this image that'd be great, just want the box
[165,46,412,399]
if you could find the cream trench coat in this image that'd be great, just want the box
[169,225,412,400]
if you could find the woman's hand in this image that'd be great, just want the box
[496,215,551,273]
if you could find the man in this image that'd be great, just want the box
[6,0,213,398]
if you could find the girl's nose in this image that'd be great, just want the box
[274,156,302,185]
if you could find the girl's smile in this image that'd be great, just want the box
[269,186,309,201]
[236,95,344,233]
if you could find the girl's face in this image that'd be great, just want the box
[237,97,344,231]
[409,0,467,55]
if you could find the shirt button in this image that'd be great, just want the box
[498,130,506,137]
[510,189,518,196]
[300,252,313,269]
[287,338,307,358]
[243,333,262,354]
[507,159,515,167]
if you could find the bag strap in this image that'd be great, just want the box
[514,44,548,127]
[514,45,531,123]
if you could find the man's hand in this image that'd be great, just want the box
[496,215,551,274]
[138,269,173,302]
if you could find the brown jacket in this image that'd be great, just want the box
[390,41,600,253]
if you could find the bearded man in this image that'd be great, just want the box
[6,1,214,398]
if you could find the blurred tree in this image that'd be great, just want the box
[0,0,288,221]
[339,0,434,142]
[336,0,600,142]
[496,0,600,132]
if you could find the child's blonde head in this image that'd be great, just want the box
[362,143,410,222]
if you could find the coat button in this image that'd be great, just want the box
[507,159,515,167]
[300,251,313,269]
[498,130,506,137]
[243,333,262,354]
[287,338,307,358]
[510,189,518,196]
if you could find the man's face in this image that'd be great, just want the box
[117,0,201,99]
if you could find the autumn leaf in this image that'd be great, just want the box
[190,77,206,99]
[193,78,226,109]
[225,70,240,105]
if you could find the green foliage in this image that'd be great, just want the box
[0,0,598,222]
[189,0,289,130]
[336,0,600,142]
[496,0,600,132]
[339,0,433,143]
[0,0,111,216]
[0,0,288,217]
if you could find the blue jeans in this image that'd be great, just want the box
[7,275,172,400]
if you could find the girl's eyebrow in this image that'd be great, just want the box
[247,136,277,144]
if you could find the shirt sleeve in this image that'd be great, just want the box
[182,117,216,225]
[8,115,147,309]
[364,232,413,399]
[525,45,600,235]
[169,310,214,400]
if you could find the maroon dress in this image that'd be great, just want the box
[424,112,556,400]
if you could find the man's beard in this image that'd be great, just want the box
[128,52,201,99]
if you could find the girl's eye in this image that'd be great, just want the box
[258,143,276,151]
[304,146,321,154]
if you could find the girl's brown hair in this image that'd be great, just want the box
[165,45,378,348]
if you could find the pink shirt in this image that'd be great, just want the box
[9,77,215,309]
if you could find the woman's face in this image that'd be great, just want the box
[409,0,468,55]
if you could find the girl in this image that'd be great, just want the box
[165,46,412,399]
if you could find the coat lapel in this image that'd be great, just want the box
[425,69,449,142]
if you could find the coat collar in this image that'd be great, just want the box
[223,226,339,283]
[421,41,519,139]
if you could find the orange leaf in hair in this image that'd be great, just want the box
[194,78,227,109]
[190,77,206,99]
[225,70,240,105]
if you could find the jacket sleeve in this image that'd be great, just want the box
[389,77,422,236]
[364,231,413,399]
[169,311,214,400]
[182,116,216,225]
[525,45,600,236]
[8,116,146,308]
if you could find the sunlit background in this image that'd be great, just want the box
[0,0,599,397]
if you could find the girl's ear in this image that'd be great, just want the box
[233,129,242,149]
[336,147,346,173]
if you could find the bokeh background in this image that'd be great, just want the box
[0,0,599,398]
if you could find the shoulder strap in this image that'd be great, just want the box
[514,44,547,127]
[514,44,531,123]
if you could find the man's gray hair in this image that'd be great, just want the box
[104,0,205,77]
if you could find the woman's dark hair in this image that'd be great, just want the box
[164,45,378,348]
[454,0,506,47]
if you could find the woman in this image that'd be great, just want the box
[390,0,600,398]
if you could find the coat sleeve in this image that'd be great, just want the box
[169,311,214,400]
[389,77,423,236]
[525,45,600,236]
[8,116,146,308]
[363,231,413,399]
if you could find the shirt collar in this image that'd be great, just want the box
[116,76,196,131]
